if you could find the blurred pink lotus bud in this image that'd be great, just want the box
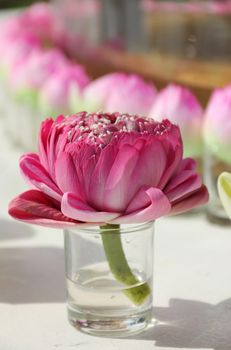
[149,84,203,157]
[204,84,231,163]
[83,73,157,115]
[0,3,68,54]
[16,3,67,46]
[0,32,41,75]
[0,14,42,73]
[9,48,68,94]
[39,63,90,115]
[210,1,231,15]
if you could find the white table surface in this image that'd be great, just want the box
[1,10,231,350]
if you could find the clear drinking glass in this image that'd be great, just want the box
[64,222,154,337]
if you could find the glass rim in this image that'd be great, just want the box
[64,221,155,235]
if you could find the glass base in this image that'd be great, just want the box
[64,223,154,338]
[68,305,152,337]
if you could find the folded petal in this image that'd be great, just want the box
[64,142,99,199]
[38,118,54,170]
[158,144,182,189]
[38,115,66,178]
[61,192,120,223]
[82,143,115,206]
[55,152,86,200]
[131,137,167,193]
[125,185,152,213]
[165,171,202,202]
[103,144,139,211]
[217,172,231,219]
[177,158,197,172]
[8,190,82,228]
[170,185,209,214]
[110,187,171,224]
[20,153,62,201]
[47,115,66,178]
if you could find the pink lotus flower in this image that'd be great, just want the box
[83,73,157,115]
[2,3,67,47]
[203,84,231,163]
[0,27,41,75]
[39,63,90,115]
[210,1,231,15]
[204,84,231,143]
[149,84,203,157]
[9,48,68,94]
[9,112,208,228]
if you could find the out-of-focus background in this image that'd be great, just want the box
[1,0,230,100]
[0,0,230,221]
[57,0,230,103]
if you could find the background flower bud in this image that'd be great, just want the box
[39,63,90,116]
[83,73,157,115]
[204,84,231,164]
[9,48,68,98]
[149,84,204,158]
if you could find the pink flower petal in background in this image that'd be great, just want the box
[204,84,231,143]
[203,84,231,164]
[149,84,203,157]
[83,73,126,110]
[105,74,157,115]
[0,33,41,74]
[14,3,67,47]
[83,73,157,115]
[39,63,90,115]
[9,48,68,93]
[149,84,203,128]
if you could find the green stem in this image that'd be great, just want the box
[100,224,151,305]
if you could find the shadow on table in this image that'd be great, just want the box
[131,298,231,349]
[0,218,35,240]
[0,246,66,303]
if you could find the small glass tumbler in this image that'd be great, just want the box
[64,222,154,337]
[204,149,231,223]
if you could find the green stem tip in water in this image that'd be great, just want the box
[100,224,151,305]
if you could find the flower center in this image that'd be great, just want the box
[58,112,172,147]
